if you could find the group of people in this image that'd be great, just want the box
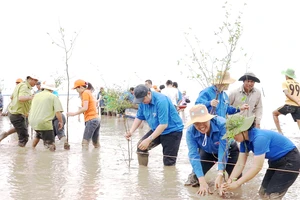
[0,77,101,151]
[1,68,299,198]
[125,68,300,199]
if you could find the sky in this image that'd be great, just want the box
[1,1,300,129]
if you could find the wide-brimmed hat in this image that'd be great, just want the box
[41,80,57,91]
[27,75,39,81]
[238,72,260,83]
[212,71,235,85]
[222,115,255,139]
[281,68,296,79]
[133,84,150,104]
[72,79,87,89]
[185,104,216,128]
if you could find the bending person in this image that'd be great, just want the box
[222,115,300,199]
[185,104,239,196]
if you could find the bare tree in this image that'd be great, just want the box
[47,27,79,150]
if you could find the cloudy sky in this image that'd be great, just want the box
[1,1,299,104]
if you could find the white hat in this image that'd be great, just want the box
[27,74,39,81]
[41,80,57,91]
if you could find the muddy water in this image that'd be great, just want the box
[0,112,300,200]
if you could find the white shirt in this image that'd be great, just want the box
[161,87,178,105]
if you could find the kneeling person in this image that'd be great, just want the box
[29,80,64,151]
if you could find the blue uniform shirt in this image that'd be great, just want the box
[136,91,183,134]
[195,85,238,117]
[186,116,229,177]
[240,128,296,161]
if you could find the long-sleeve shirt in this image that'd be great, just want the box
[195,85,239,117]
[229,86,263,124]
[186,116,229,177]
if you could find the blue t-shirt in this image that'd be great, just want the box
[136,91,183,134]
[240,128,296,161]
[186,116,230,177]
[195,85,238,117]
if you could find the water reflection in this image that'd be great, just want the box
[1,115,300,200]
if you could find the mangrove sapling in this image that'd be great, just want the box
[104,85,135,167]
[180,3,249,188]
[179,2,247,115]
[48,27,79,150]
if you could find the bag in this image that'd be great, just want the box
[186,99,191,103]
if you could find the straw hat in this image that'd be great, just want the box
[281,68,296,79]
[222,114,255,139]
[238,72,260,83]
[212,71,235,85]
[185,104,216,128]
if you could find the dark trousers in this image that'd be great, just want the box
[261,148,300,195]
[137,130,183,166]
[8,112,29,147]
[200,141,239,176]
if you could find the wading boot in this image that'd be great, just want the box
[268,191,287,200]
[184,172,199,187]
[0,131,8,142]
[137,153,149,166]
[93,142,100,148]
[82,139,89,150]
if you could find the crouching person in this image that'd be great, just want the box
[29,80,64,151]
[222,115,300,199]
[185,104,239,196]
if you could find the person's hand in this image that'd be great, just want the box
[222,180,241,191]
[197,181,213,196]
[210,99,219,107]
[58,121,63,130]
[138,138,151,150]
[255,123,260,128]
[240,104,249,111]
[214,174,224,196]
[124,131,132,140]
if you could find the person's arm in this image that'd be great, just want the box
[55,111,64,130]
[137,124,168,150]
[195,90,212,108]
[224,153,264,191]
[186,127,211,196]
[234,154,265,186]
[284,90,300,106]
[67,101,88,116]
[228,153,247,182]
[19,94,34,102]
[124,117,143,140]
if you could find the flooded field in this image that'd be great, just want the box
[0,95,300,200]
[1,114,300,200]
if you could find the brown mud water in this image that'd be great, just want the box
[0,114,300,199]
